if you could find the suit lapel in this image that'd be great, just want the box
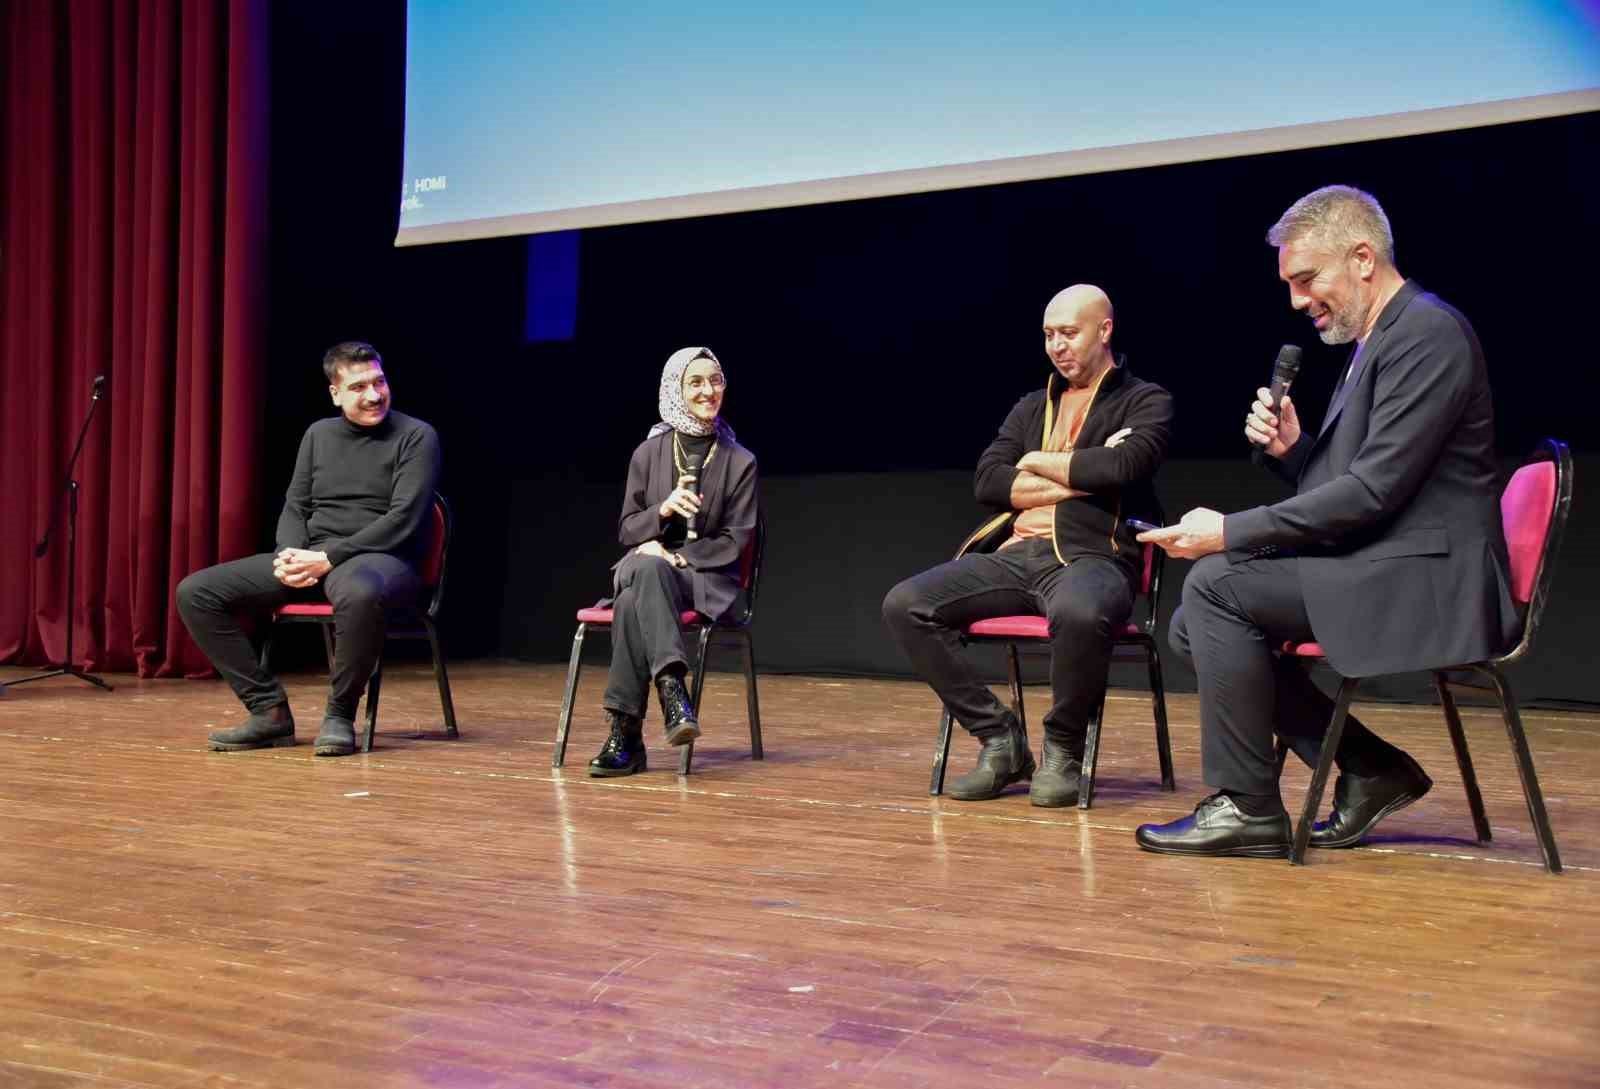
[1317,346,1362,439]
[1310,280,1422,450]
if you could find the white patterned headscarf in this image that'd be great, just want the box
[647,346,734,440]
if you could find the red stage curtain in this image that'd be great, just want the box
[0,0,269,677]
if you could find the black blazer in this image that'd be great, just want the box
[615,431,759,622]
[1225,281,1519,677]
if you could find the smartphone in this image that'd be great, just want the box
[1125,518,1163,534]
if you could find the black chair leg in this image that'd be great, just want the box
[1290,677,1359,864]
[1480,665,1562,873]
[425,619,459,740]
[680,626,713,776]
[362,664,382,753]
[1433,671,1490,843]
[1006,643,1027,736]
[321,625,336,672]
[931,707,954,796]
[1146,640,1175,792]
[742,630,763,760]
[1078,693,1107,810]
[553,623,589,769]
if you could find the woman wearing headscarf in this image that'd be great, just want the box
[588,346,760,777]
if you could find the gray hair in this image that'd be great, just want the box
[1266,185,1395,266]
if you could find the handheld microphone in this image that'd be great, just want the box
[683,450,706,541]
[1267,345,1302,411]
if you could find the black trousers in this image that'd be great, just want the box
[1171,552,1408,795]
[601,552,695,719]
[882,539,1134,751]
[176,552,420,720]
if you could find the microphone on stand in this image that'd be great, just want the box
[683,449,706,541]
[35,374,110,558]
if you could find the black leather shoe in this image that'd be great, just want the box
[1135,794,1291,858]
[948,720,1035,800]
[313,715,357,757]
[655,672,701,746]
[1309,752,1432,848]
[207,707,295,751]
[1029,737,1082,808]
[589,710,647,777]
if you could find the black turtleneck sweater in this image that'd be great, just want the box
[275,410,442,567]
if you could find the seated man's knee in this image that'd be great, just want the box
[881,578,924,632]
[175,570,214,616]
[175,572,199,613]
[1180,553,1230,606]
[331,571,388,617]
[1167,603,1193,663]
[1046,595,1111,644]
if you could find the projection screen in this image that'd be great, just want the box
[397,2,1600,246]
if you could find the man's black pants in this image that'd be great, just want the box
[1172,552,1408,795]
[602,552,696,719]
[176,552,421,720]
[882,539,1134,752]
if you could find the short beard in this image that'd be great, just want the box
[1317,298,1370,345]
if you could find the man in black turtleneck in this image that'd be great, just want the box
[177,341,442,756]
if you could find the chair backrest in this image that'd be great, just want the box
[1136,539,1165,635]
[730,511,766,625]
[419,494,452,618]
[1497,439,1572,663]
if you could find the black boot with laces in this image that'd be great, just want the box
[655,670,701,747]
[588,710,647,777]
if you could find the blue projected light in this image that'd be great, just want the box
[399,1,1600,244]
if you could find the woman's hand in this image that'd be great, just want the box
[658,473,703,521]
[635,540,688,568]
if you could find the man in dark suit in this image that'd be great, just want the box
[1133,185,1519,857]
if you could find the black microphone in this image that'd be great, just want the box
[1267,345,1302,411]
[92,374,107,392]
[683,449,706,541]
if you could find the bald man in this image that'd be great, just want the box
[883,285,1174,805]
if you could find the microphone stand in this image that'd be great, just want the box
[3,378,114,694]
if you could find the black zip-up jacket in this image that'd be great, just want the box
[966,358,1173,581]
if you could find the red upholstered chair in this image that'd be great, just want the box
[929,539,1175,808]
[1279,439,1572,871]
[261,495,459,753]
[552,515,765,776]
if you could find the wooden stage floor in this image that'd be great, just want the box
[2,660,1597,1089]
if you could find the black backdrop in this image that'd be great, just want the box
[264,3,1599,705]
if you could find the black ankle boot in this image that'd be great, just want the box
[207,704,295,751]
[589,710,647,777]
[313,715,357,757]
[948,719,1035,800]
[1029,736,1083,808]
[655,671,701,747]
